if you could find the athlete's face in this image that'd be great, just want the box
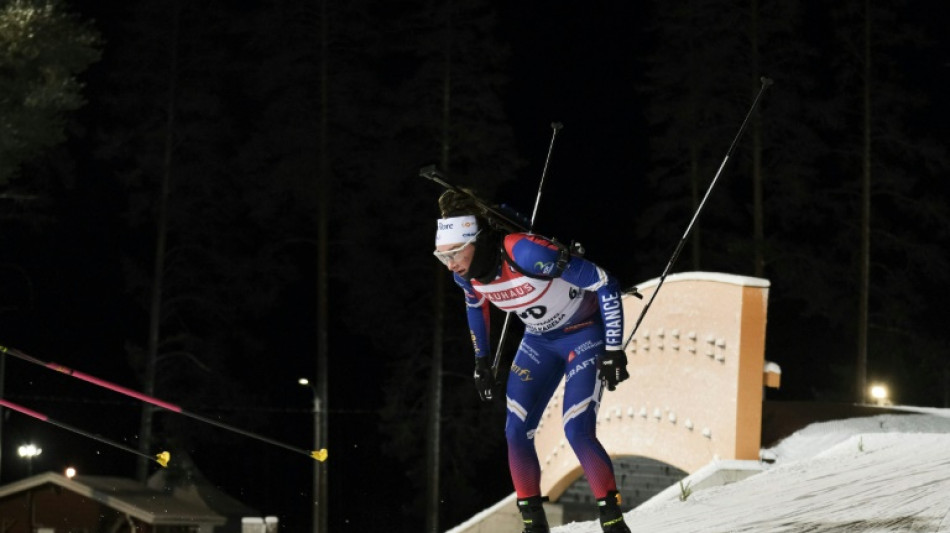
[434,240,476,275]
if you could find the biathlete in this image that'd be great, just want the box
[433,189,632,533]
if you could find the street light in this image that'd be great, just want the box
[299,378,322,533]
[17,444,42,477]
[869,383,890,406]
[18,443,42,532]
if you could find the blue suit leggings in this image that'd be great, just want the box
[504,324,618,500]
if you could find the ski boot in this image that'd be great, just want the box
[516,495,549,533]
[597,490,631,533]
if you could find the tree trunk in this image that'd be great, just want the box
[138,0,180,481]
[426,2,454,530]
[751,0,765,278]
[426,270,445,533]
[690,143,701,269]
[857,0,871,403]
[315,0,330,531]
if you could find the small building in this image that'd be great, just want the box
[0,469,255,533]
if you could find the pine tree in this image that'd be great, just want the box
[0,0,101,187]
[827,0,949,403]
[352,0,520,529]
[89,0,308,479]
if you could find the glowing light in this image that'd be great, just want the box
[65,467,76,478]
[870,384,888,402]
[17,444,42,458]
[298,378,310,386]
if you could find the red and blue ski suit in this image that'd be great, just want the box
[453,233,624,500]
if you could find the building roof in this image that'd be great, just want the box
[0,472,227,526]
[146,456,259,518]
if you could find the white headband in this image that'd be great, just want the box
[435,215,479,245]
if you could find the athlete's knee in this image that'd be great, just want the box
[563,419,597,447]
[561,405,599,449]
[505,426,531,445]
[505,393,536,438]
[505,416,537,444]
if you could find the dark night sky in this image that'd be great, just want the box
[1,2,949,532]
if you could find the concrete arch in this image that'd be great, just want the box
[533,271,772,501]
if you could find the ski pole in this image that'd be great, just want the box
[528,122,563,227]
[622,76,774,350]
[0,398,171,467]
[490,122,563,382]
[0,344,328,462]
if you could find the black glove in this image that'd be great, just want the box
[473,357,494,401]
[597,349,630,391]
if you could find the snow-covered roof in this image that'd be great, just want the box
[552,407,950,532]
[631,271,771,291]
[0,472,227,526]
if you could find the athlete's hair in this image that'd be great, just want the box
[438,189,485,219]
[438,188,504,282]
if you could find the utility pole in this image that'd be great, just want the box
[299,379,322,533]
[315,0,331,530]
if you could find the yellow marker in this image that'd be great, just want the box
[156,451,171,467]
[311,449,328,462]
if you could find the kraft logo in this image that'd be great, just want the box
[568,350,576,363]
[565,356,597,383]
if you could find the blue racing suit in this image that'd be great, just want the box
[453,233,624,500]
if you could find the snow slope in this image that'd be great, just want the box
[550,408,950,532]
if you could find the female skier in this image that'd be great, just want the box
[433,189,631,533]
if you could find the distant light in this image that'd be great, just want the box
[298,378,310,386]
[870,384,887,399]
[17,444,42,458]
[65,467,77,478]
[868,383,891,405]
